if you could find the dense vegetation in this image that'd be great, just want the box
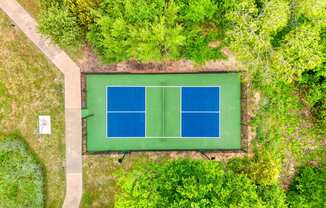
[116,159,265,208]
[87,0,225,63]
[39,0,226,63]
[287,166,326,207]
[0,134,44,208]
[225,0,326,134]
[116,159,326,208]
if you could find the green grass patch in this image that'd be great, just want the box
[0,134,44,208]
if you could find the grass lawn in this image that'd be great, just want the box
[0,11,65,208]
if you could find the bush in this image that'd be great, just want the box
[227,156,287,207]
[228,149,282,186]
[87,0,225,64]
[115,159,264,208]
[0,134,44,208]
[257,185,287,208]
[287,166,326,208]
[64,0,101,32]
[40,0,64,9]
[39,6,82,48]
[299,27,326,130]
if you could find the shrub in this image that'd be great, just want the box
[257,185,287,208]
[64,0,101,32]
[0,134,44,208]
[115,159,264,208]
[287,166,326,208]
[299,27,326,130]
[228,149,282,186]
[40,0,64,8]
[227,156,287,207]
[39,6,82,48]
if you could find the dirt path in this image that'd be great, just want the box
[0,1,83,207]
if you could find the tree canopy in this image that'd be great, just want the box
[115,159,267,208]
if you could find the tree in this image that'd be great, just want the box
[115,159,264,208]
[287,166,326,207]
[39,6,82,48]
[87,0,224,64]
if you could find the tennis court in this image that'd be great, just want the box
[85,73,240,151]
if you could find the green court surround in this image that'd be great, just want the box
[85,73,241,152]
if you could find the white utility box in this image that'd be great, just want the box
[38,115,51,135]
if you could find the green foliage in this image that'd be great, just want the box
[228,149,282,186]
[40,0,64,8]
[64,0,101,32]
[115,159,264,208]
[287,166,326,208]
[257,185,287,208]
[299,27,326,130]
[87,0,225,64]
[275,24,323,82]
[0,134,44,208]
[39,6,82,48]
[88,0,181,63]
[225,0,325,163]
[178,0,218,23]
[247,151,281,186]
[227,156,287,207]
[259,0,289,36]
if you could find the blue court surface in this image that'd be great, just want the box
[181,87,220,137]
[106,86,220,138]
[107,87,145,137]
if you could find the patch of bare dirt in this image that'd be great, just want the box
[77,45,239,73]
[88,151,246,164]
[280,152,297,189]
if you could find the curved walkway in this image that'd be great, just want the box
[0,1,83,207]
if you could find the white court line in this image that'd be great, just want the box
[145,87,147,137]
[107,111,146,113]
[105,85,221,88]
[179,87,182,137]
[182,111,220,113]
[107,136,221,139]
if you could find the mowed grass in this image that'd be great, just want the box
[0,11,65,208]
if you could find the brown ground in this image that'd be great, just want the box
[78,45,239,73]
